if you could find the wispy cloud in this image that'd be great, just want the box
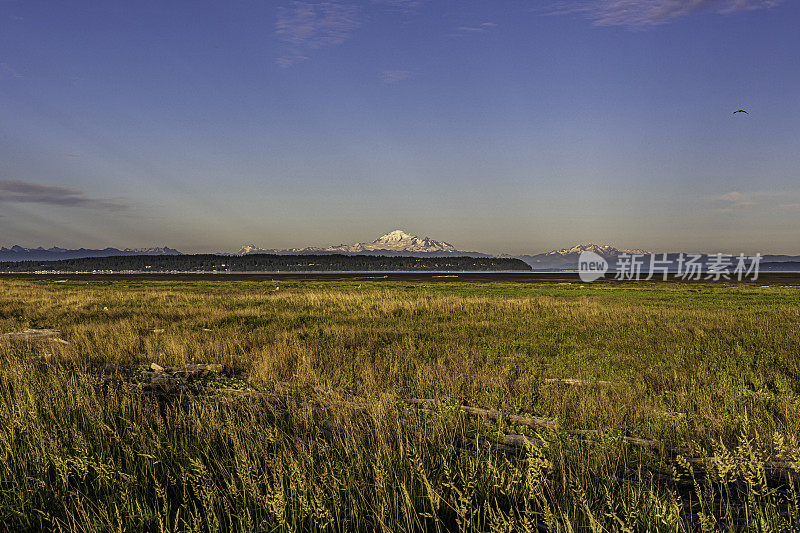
[0,62,23,79]
[715,191,756,213]
[456,22,497,33]
[712,190,793,214]
[0,179,127,210]
[370,0,427,11]
[380,69,411,84]
[551,0,783,28]
[276,2,361,67]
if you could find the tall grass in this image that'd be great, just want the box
[1,279,799,530]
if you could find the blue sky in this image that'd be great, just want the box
[1,0,798,254]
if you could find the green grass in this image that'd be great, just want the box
[0,278,799,531]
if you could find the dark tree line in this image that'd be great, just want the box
[0,254,531,272]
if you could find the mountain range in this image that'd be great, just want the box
[235,232,799,271]
[0,246,181,262]
[237,230,480,257]
[2,231,799,271]
[236,235,659,269]
[513,243,650,270]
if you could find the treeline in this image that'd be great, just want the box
[0,253,531,272]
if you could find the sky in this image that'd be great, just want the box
[0,0,798,255]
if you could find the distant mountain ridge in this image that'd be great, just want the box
[516,243,651,269]
[236,233,800,271]
[4,233,799,272]
[0,246,181,262]
[517,244,800,272]
[237,230,484,257]
[542,243,649,257]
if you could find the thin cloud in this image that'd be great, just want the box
[714,191,755,213]
[370,0,427,11]
[276,1,361,67]
[380,69,411,84]
[0,62,23,79]
[720,191,754,205]
[456,22,497,33]
[0,179,127,211]
[550,0,783,28]
[276,52,310,68]
[712,190,787,214]
[779,203,800,210]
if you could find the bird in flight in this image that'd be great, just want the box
[733,109,749,114]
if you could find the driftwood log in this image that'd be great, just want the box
[542,378,619,386]
[407,399,557,429]
[2,329,62,340]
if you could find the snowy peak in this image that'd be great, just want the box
[122,246,181,255]
[238,244,265,255]
[515,243,651,269]
[546,243,649,257]
[333,230,457,253]
[237,230,464,256]
[375,230,418,244]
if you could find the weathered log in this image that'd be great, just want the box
[407,398,443,406]
[407,399,693,453]
[503,434,548,448]
[543,377,618,386]
[2,329,61,340]
[462,436,522,456]
[406,399,557,429]
[621,436,663,449]
[458,405,558,429]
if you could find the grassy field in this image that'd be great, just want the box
[1,278,799,531]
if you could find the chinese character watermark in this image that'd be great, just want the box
[578,251,761,282]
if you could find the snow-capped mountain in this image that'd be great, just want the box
[515,243,650,269]
[235,236,800,272]
[237,230,476,257]
[327,230,458,253]
[0,246,181,262]
[237,235,656,263]
[237,244,267,255]
[235,244,324,255]
[543,243,649,257]
[123,247,181,255]
[515,244,800,271]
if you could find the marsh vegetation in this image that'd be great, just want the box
[1,279,799,531]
